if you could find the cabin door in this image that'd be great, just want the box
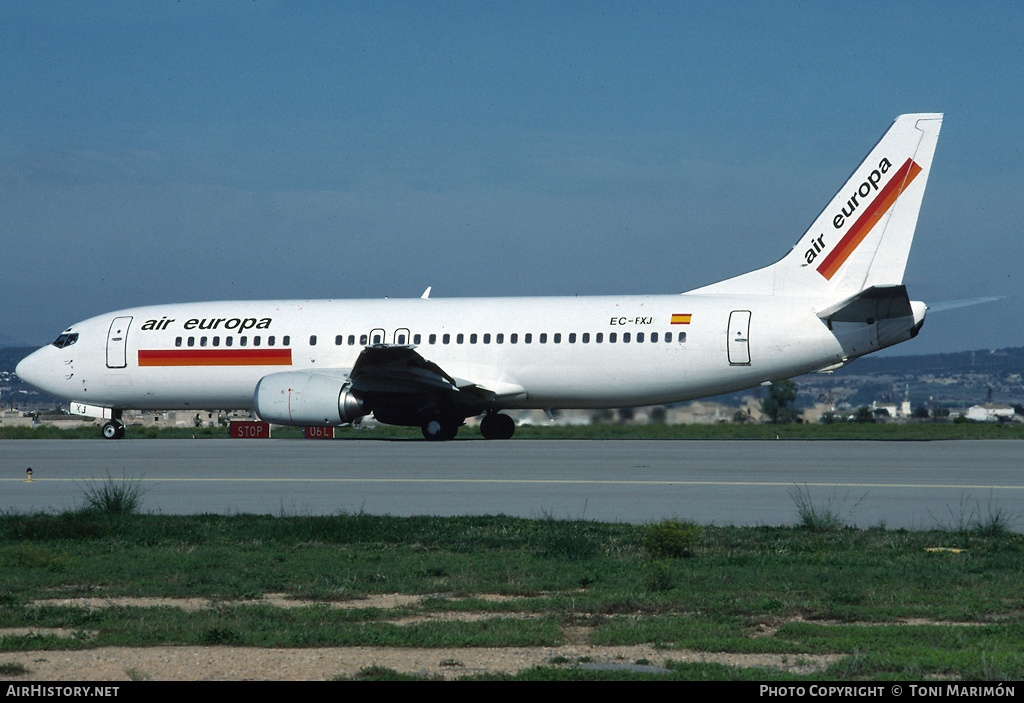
[727,310,751,366]
[106,316,133,368]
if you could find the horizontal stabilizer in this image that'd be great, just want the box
[817,285,913,325]
[926,296,1006,313]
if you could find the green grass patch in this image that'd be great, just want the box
[2,509,1024,679]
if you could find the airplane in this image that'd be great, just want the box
[16,113,943,441]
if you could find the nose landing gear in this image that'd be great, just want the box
[101,410,125,440]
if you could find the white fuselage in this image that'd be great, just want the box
[16,292,850,413]
[15,114,943,438]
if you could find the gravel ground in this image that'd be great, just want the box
[0,595,841,680]
[1,644,840,681]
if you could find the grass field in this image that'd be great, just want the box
[3,420,1024,441]
[2,483,1024,680]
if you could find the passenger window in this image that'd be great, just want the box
[596,333,603,343]
[540,333,547,344]
[510,333,518,344]
[360,334,368,345]
[525,333,532,344]
[483,333,490,344]
[443,334,450,344]
[651,332,659,343]
[240,337,247,347]
[226,337,233,347]
[253,336,261,346]
[568,333,576,343]
[335,335,343,345]
[413,334,421,344]
[553,333,561,343]
[470,333,477,344]
[348,335,356,346]
[609,333,617,343]
[457,333,464,344]
[200,337,208,347]
[581,333,589,343]
[636,332,644,343]
[429,333,437,344]
[175,337,182,347]
[268,336,275,346]
[213,336,220,347]
[496,333,503,344]
[679,332,687,343]
[310,335,317,346]
[623,333,631,343]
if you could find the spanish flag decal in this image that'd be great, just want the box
[139,349,292,367]
[671,314,692,325]
[816,157,922,281]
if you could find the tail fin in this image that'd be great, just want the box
[689,113,943,300]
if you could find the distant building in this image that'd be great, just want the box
[965,404,1016,422]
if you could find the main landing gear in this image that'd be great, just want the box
[421,415,460,441]
[419,412,516,441]
[479,412,515,440]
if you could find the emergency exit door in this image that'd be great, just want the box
[728,310,751,365]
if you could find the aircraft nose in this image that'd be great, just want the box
[15,347,58,395]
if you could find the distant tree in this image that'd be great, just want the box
[912,406,930,419]
[854,406,876,423]
[761,379,798,423]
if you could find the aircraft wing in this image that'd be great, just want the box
[349,344,525,407]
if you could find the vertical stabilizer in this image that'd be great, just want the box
[689,113,942,300]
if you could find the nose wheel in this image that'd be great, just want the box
[101,420,125,440]
[101,410,125,440]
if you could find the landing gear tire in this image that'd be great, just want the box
[101,421,125,440]
[480,413,515,440]
[421,416,460,441]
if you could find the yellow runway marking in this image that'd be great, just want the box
[7,478,1023,490]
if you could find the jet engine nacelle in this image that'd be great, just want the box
[254,371,365,426]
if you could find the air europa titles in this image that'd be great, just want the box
[803,157,893,266]
[833,157,892,230]
[139,316,273,332]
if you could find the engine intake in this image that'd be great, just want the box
[254,371,365,426]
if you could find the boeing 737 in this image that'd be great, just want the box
[16,113,943,440]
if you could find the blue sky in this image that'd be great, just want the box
[2,1,1021,356]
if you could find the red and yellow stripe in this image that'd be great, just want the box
[671,313,692,325]
[816,158,922,280]
[139,349,292,367]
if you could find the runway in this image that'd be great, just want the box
[2,439,1023,530]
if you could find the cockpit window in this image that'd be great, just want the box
[52,333,79,348]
